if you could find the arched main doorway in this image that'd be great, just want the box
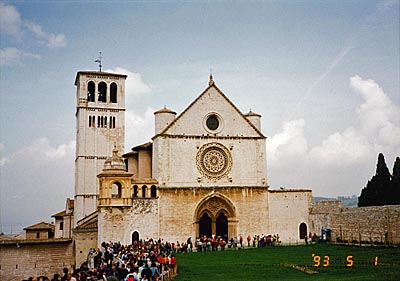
[299,223,307,240]
[194,193,237,239]
[216,212,228,239]
[199,213,212,237]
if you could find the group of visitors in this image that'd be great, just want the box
[252,234,281,247]
[24,233,283,280]
[194,233,281,252]
[25,238,177,281]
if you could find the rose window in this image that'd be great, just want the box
[196,142,232,180]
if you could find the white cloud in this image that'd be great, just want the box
[25,21,66,49]
[267,119,308,166]
[0,2,23,39]
[0,3,66,50]
[0,138,75,232]
[1,138,75,165]
[309,127,371,166]
[0,47,40,65]
[107,67,152,99]
[268,75,399,194]
[350,75,400,145]
[270,75,399,168]
[125,107,155,150]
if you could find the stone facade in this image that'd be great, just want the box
[157,187,270,243]
[310,201,400,244]
[0,239,73,281]
[88,74,311,251]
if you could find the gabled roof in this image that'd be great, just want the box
[51,210,67,218]
[24,221,55,231]
[132,142,152,151]
[154,82,265,138]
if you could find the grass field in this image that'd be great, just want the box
[174,244,400,280]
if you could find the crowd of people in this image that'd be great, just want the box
[25,238,178,281]
[193,234,281,252]
[24,233,282,281]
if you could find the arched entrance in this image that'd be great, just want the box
[216,212,228,239]
[199,213,212,237]
[299,223,307,239]
[132,231,139,244]
[194,193,237,239]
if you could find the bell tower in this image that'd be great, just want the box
[74,70,127,224]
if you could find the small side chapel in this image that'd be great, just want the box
[72,70,311,266]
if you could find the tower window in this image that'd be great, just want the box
[110,83,117,103]
[110,116,116,128]
[111,182,122,198]
[142,185,147,198]
[87,81,95,102]
[59,222,64,230]
[104,116,107,128]
[132,185,138,198]
[89,116,92,127]
[97,116,100,127]
[151,185,157,198]
[98,82,107,102]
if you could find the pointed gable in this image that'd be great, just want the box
[156,83,265,139]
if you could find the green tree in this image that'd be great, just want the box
[358,153,392,207]
[390,157,400,205]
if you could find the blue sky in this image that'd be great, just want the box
[0,0,399,234]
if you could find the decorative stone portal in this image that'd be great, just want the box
[194,193,237,239]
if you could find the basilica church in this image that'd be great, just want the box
[68,70,311,266]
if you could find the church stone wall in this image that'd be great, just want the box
[154,137,266,188]
[98,199,159,245]
[158,187,270,242]
[268,190,312,243]
[310,203,400,244]
[0,239,73,281]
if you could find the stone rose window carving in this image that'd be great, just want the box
[196,142,232,180]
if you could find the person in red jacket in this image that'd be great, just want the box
[170,255,177,276]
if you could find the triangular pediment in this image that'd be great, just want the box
[157,83,265,138]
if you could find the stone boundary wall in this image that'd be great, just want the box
[0,239,74,281]
[310,203,400,244]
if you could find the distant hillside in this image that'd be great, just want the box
[313,196,358,207]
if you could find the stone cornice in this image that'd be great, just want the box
[152,134,266,140]
[158,185,269,190]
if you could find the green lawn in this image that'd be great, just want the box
[174,244,400,281]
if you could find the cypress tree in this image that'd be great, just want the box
[390,157,400,204]
[358,153,391,206]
